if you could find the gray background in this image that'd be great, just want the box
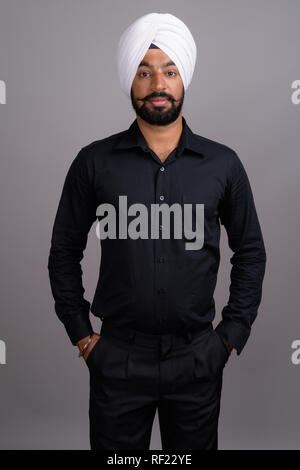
[0,0,299,450]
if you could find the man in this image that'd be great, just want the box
[47,12,267,450]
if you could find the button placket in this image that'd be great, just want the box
[154,164,169,329]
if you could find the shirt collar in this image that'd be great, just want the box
[113,116,204,157]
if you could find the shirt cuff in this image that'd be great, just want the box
[62,313,94,346]
[214,318,251,356]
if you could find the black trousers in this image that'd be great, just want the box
[86,321,230,450]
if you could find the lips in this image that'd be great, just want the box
[148,97,169,107]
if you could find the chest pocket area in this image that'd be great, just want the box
[182,196,219,254]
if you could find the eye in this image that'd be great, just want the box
[167,71,177,77]
[139,71,150,77]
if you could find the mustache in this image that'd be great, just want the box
[137,95,180,102]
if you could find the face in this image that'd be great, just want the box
[130,48,185,126]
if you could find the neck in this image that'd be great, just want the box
[136,114,183,150]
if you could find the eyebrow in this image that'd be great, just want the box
[138,60,177,68]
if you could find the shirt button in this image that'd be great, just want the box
[159,225,163,231]
[158,257,165,263]
[160,167,165,172]
[159,195,164,201]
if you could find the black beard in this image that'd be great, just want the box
[130,87,185,126]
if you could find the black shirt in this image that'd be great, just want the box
[47,116,267,355]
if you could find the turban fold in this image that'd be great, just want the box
[117,12,197,98]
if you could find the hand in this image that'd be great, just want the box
[223,340,233,355]
[77,333,101,362]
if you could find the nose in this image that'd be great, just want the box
[150,71,167,92]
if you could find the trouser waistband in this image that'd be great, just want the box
[100,321,213,349]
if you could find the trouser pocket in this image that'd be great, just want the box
[86,335,105,371]
[90,333,131,380]
[192,329,227,381]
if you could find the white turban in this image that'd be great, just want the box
[117,12,197,98]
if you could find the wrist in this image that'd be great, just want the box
[77,334,93,349]
[223,340,233,354]
[77,334,95,356]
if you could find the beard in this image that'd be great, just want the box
[130,86,185,126]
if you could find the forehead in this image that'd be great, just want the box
[139,48,178,67]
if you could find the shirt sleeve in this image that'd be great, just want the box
[47,147,98,346]
[215,151,267,355]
